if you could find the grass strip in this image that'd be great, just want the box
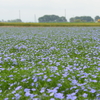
[0,22,100,27]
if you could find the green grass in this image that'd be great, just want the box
[0,22,100,27]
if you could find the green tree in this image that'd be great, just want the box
[69,17,75,22]
[70,16,94,22]
[38,15,67,22]
[7,19,22,22]
[95,16,100,21]
[74,19,82,22]
[56,16,67,22]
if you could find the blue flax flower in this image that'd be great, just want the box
[54,93,64,99]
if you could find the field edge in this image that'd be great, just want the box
[0,22,100,27]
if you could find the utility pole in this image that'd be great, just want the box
[65,9,66,19]
[19,10,21,19]
[34,14,36,22]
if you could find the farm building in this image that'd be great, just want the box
[97,19,100,22]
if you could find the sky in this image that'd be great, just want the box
[0,0,100,22]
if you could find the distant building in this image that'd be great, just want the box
[97,19,100,22]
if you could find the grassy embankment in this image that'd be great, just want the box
[0,22,100,27]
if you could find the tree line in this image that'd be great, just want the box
[0,19,22,22]
[38,15,100,23]
[38,15,67,22]
[0,15,100,23]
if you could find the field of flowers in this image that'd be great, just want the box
[0,27,100,100]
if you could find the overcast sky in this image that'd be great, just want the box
[0,0,100,22]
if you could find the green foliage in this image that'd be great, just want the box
[70,16,94,22]
[7,19,22,22]
[95,16,100,21]
[0,19,22,23]
[38,15,67,22]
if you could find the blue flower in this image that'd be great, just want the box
[82,93,88,98]
[66,93,77,100]
[54,93,64,99]
[15,86,22,91]
[90,89,96,93]
[47,78,52,82]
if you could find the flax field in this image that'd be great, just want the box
[0,27,100,100]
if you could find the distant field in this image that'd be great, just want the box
[0,27,100,100]
[0,22,100,27]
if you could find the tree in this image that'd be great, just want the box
[56,16,67,22]
[70,16,94,22]
[70,17,75,22]
[38,15,67,22]
[74,19,82,22]
[7,19,22,22]
[95,16,100,22]
[0,19,22,22]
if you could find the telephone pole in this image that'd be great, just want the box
[19,10,21,19]
[65,9,66,18]
[34,14,36,22]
